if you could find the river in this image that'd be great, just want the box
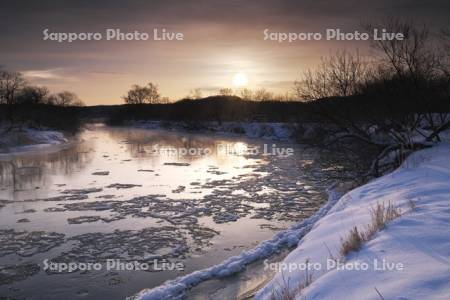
[0,124,349,299]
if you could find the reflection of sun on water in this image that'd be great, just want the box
[233,142,248,153]
[217,142,249,156]
[232,72,248,87]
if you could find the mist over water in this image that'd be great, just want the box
[0,125,347,299]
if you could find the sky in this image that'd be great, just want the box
[1,0,449,105]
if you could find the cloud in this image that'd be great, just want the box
[257,80,294,89]
[87,70,127,76]
[21,68,78,83]
[22,68,62,79]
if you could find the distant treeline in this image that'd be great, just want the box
[96,91,449,125]
[0,104,83,133]
[107,96,311,124]
[0,67,84,132]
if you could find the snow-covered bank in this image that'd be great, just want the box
[257,140,450,299]
[0,126,68,154]
[133,185,351,300]
[129,120,301,141]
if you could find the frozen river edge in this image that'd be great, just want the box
[134,183,346,300]
[257,138,450,299]
[135,132,450,300]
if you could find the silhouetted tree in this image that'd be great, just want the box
[293,20,450,177]
[159,96,170,104]
[0,70,26,105]
[294,50,369,101]
[254,88,274,101]
[17,86,50,104]
[219,88,233,96]
[240,88,253,100]
[187,88,203,100]
[123,82,160,104]
[48,91,84,106]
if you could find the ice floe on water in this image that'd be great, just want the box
[0,125,355,298]
[106,183,143,189]
[92,171,110,176]
[164,162,191,166]
[134,185,344,300]
[0,263,40,286]
[0,229,65,257]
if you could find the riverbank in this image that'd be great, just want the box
[129,120,301,141]
[0,125,69,153]
[134,183,350,300]
[257,135,450,299]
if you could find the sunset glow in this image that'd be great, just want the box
[232,72,248,87]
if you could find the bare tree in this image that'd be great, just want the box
[366,19,438,83]
[294,50,369,101]
[48,91,84,106]
[367,19,449,142]
[440,28,450,77]
[240,88,253,100]
[188,88,203,100]
[253,88,274,101]
[218,88,233,96]
[17,86,50,104]
[292,21,450,178]
[0,70,26,105]
[123,82,161,104]
[273,92,295,102]
[159,96,170,104]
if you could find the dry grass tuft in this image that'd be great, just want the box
[270,259,314,300]
[340,201,401,257]
[340,226,365,257]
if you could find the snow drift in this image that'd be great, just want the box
[0,127,68,153]
[257,140,450,300]
[130,121,298,141]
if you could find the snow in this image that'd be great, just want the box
[130,121,297,141]
[134,184,347,300]
[256,139,450,300]
[134,132,450,300]
[0,127,68,154]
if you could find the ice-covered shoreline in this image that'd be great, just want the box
[134,128,450,300]
[133,184,351,300]
[0,126,69,154]
[128,120,303,141]
[257,138,450,299]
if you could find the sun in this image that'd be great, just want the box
[232,72,248,87]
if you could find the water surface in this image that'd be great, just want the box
[0,125,344,299]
